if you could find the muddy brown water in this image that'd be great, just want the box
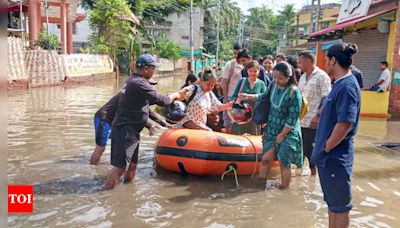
[8,76,400,227]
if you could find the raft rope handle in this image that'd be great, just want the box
[242,135,259,178]
[221,165,239,187]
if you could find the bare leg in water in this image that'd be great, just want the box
[105,167,124,190]
[124,162,137,183]
[90,145,105,165]
[328,210,350,228]
[259,146,276,179]
[279,163,292,189]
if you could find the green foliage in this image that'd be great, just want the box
[151,35,181,60]
[202,0,243,60]
[243,4,295,57]
[34,28,59,50]
[244,6,279,57]
[89,0,132,58]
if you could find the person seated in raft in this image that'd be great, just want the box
[231,60,266,135]
[174,68,234,130]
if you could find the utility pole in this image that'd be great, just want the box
[189,0,194,72]
[44,0,50,34]
[315,0,321,32]
[296,14,300,46]
[284,21,289,46]
[309,0,315,34]
[239,20,244,47]
[215,0,221,68]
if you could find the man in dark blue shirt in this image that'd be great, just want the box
[105,54,180,190]
[312,42,360,227]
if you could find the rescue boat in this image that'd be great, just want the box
[155,129,278,176]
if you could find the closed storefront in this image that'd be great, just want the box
[343,29,389,87]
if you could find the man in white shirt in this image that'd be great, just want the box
[298,51,332,175]
[221,43,243,133]
[369,61,392,92]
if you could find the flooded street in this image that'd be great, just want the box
[7,76,400,227]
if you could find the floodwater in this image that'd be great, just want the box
[8,76,400,227]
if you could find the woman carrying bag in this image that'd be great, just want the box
[257,61,303,189]
[231,60,266,135]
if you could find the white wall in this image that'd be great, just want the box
[166,8,204,51]
[47,5,93,51]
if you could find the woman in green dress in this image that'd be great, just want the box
[258,61,303,189]
[231,60,266,135]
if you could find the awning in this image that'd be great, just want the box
[179,50,203,57]
[309,39,342,53]
[8,4,28,13]
[308,5,399,38]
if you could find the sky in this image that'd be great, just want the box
[232,0,343,14]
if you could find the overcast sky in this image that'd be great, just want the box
[232,0,343,14]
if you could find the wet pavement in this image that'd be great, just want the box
[7,76,400,227]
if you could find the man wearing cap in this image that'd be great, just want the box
[90,78,168,165]
[105,54,181,190]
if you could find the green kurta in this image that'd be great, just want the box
[259,84,303,168]
[231,78,266,135]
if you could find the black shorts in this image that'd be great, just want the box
[110,125,144,170]
[301,127,317,169]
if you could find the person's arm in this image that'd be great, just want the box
[144,121,152,129]
[240,81,266,101]
[324,122,352,152]
[325,86,358,153]
[277,88,301,144]
[310,74,332,128]
[231,78,243,101]
[374,79,385,86]
[141,81,180,105]
[216,101,234,112]
[222,61,232,103]
[149,109,167,127]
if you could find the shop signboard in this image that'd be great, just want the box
[63,54,113,77]
[337,0,372,24]
[392,70,400,86]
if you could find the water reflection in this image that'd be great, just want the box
[7,76,400,227]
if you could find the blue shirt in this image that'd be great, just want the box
[242,65,270,87]
[311,74,361,168]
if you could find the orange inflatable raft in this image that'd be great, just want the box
[155,129,278,176]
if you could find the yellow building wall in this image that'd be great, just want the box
[361,91,390,118]
[386,21,396,70]
[290,6,340,46]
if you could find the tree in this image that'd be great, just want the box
[89,0,133,72]
[201,0,243,60]
[34,28,60,50]
[151,35,181,60]
[244,6,278,57]
[277,4,296,46]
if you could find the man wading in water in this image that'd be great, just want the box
[105,54,181,190]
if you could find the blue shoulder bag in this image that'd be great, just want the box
[252,83,274,124]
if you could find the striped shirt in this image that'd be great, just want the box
[298,67,331,128]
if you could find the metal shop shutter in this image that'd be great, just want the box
[343,29,389,87]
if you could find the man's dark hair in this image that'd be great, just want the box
[327,42,358,69]
[298,50,316,63]
[233,43,243,50]
[287,55,299,69]
[380,61,389,67]
[237,49,251,59]
[275,53,286,60]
